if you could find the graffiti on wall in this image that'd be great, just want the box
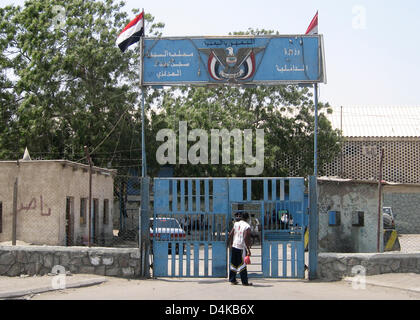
[18,195,51,216]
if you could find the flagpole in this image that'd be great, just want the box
[314,9,319,176]
[306,9,320,280]
[138,8,150,278]
[140,9,146,178]
[141,86,146,178]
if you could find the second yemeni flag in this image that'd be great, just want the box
[305,11,318,35]
[116,12,144,52]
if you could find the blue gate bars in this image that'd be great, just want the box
[152,177,307,278]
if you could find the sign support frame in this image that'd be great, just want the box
[139,30,326,280]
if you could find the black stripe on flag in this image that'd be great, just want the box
[118,28,144,53]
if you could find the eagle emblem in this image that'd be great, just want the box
[199,46,265,82]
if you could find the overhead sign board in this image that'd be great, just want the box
[142,35,326,86]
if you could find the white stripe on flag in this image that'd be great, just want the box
[306,25,318,35]
[116,17,143,46]
[116,12,144,52]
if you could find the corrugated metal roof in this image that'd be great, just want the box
[325,106,420,137]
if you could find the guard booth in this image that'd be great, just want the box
[152,177,308,278]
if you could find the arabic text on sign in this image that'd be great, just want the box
[283,48,301,56]
[203,39,256,47]
[154,61,191,68]
[156,70,183,79]
[275,64,307,72]
[149,50,194,58]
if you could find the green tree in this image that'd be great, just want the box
[0,0,163,175]
[147,85,341,178]
[146,30,342,178]
[1,3,341,179]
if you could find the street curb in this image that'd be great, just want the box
[0,277,107,299]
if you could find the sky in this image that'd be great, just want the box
[2,0,420,108]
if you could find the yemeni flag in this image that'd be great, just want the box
[305,11,318,35]
[116,11,144,52]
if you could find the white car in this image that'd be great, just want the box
[149,217,186,253]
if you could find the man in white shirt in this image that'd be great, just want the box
[228,212,252,286]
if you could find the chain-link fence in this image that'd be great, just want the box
[2,160,420,254]
[383,191,420,253]
[112,174,142,248]
[0,161,144,249]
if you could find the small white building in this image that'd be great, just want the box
[0,160,115,246]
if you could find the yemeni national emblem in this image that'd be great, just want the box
[199,46,265,82]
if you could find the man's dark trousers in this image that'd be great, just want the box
[229,247,249,284]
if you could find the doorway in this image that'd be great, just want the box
[65,197,74,246]
[92,199,99,244]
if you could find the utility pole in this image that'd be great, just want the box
[340,106,343,177]
[84,146,93,247]
[377,148,384,252]
[12,178,18,246]
[314,83,318,176]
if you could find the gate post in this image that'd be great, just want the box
[308,175,318,280]
[140,177,150,278]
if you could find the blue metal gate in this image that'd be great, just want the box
[153,178,229,277]
[152,177,307,278]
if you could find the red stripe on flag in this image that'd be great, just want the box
[305,11,318,35]
[119,12,144,36]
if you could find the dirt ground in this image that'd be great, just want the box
[399,234,420,253]
[0,240,32,246]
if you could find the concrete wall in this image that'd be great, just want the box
[318,252,420,281]
[0,245,141,278]
[383,184,420,234]
[318,180,380,253]
[0,161,114,246]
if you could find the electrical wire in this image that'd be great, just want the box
[75,105,131,163]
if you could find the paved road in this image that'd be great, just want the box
[26,274,420,300]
